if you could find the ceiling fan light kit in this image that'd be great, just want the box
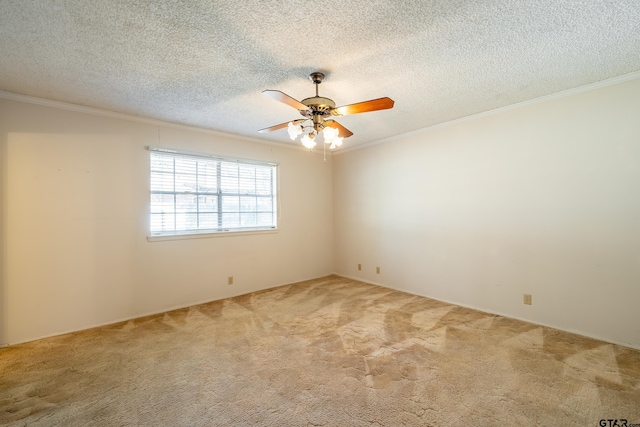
[259,72,394,151]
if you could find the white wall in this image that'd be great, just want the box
[333,78,640,348]
[0,98,334,346]
[3,77,639,349]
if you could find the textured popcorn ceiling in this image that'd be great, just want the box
[1,0,639,149]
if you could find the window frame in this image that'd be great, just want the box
[147,146,279,241]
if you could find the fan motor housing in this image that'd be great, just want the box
[300,96,335,118]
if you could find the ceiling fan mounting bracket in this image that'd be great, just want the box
[309,72,325,85]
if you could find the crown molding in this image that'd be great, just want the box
[336,70,640,155]
[0,90,324,154]
[4,68,639,157]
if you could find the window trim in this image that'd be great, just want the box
[147,228,278,242]
[147,146,279,240]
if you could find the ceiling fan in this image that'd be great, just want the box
[259,72,394,150]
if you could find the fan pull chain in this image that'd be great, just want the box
[323,139,326,163]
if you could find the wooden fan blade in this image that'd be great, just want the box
[262,90,310,111]
[324,120,353,138]
[333,97,394,116]
[258,119,304,133]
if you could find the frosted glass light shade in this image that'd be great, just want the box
[287,122,303,140]
[301,133,316,149]
[322,126,339,143]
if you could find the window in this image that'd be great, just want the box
[149,147,278,236]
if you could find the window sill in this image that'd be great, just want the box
[147,228,278,242]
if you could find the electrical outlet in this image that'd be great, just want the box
[376,266,381,274]
[358,263,361,271]
[523,294,532,305]
[228,276,234,285]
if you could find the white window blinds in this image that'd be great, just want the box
[149,147,278,236]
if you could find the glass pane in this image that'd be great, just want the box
[197,159,217,176]
[220,161,238,176]
[220,175,238,193]
[256,168,272,180]
[257,212,274,227]
[240,213,257,227]
[198,195,218,212]
[151,172,174,192]
[198,173,217,193]
[150,213,175,232]
[240,196,257,212]
[256,196,272,212]
[222,212,240,228]
[175,173,197,193]
[239,177,256,195]
[151,154,174,173]
[151,193,174,214]
[238,164,255,180]
[176,194,197,213]
[175,157,196,175]
[220,162,239,178]
[222,196,239,212]
[255,179,273,196]
[175,213,198,231]
[198,213,218,229]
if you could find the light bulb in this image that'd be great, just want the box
[333,136,343,147]
[323,126,338,143]
[301,133,316,149]
[287,122,303,140]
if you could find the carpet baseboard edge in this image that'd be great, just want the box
[2,274,338,348]
[334,272,640,351]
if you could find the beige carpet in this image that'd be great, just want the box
[1,275,639,426]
